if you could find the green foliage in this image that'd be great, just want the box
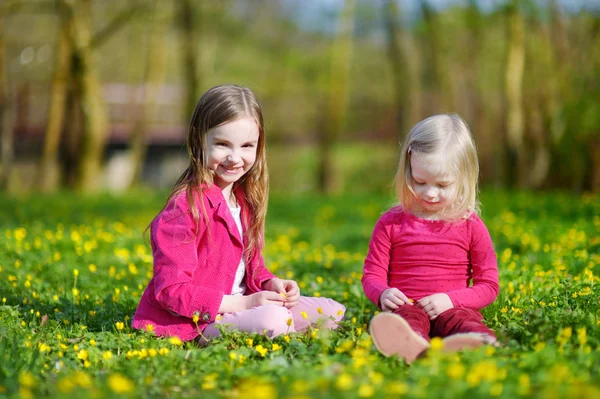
[0,190,599,398]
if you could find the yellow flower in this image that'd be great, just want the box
[102,351,113,361]
[286,318,293,326]
[19,372,35,388]
[192,314,199,324]
[169,336,183,346]
[246,338,254,347]
[77,350,88,361]
[89,339,96,346]
[115,322,124,331]
[447,363,466,379]
[358,383,375,397]
[255,345,268,357]
[301,311,308,319]
[317,307,323,314]
[271,343,282,351]
[107,374,134,394]
[283,335,291,343]
[145,324,154,333]
[336,374,353,390]
[430,337,444,351]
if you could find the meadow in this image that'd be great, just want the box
[0,189,598,398]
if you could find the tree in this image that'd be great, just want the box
[421,0,455,113]
[128,0,170,188]
[504,0,526,187]
[38,17,72,192]
[178,0,199,118]
[383,0,421,135]
[317,0,354,194]
[0,24,13,190]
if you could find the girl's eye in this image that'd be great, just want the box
[215,142,226,147]
[414,181,425,185]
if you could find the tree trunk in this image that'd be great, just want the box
[129,0,170,188]
[65,0,109,192]
[504,0,526,187]
[38,19,72,192]
[317,0,354,194]
[421,0,455,113]
[0,27,13,191]
[178,0,199,118]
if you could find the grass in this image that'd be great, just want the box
[0,189,598,398]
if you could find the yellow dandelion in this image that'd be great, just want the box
[317,307,323,314]
[107,374,134,394]
[430,337,444,351]
[336,374,353,390]
[169,336,183,346]
[115,322,124,331]
[358,383,375,397]
[286,318,293,326]
[255,344,268,357]
[300,311,308,319]
[145,324,154,333]
[271,343,282,351]
[102,351,113,361]
[18,372,35,388]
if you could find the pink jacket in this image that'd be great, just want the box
[132,184,275,341]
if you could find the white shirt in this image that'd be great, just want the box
[229,205,247,296]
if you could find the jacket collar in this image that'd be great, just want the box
[202,183,245,247]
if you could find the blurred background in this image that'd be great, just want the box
[0,0,598,195]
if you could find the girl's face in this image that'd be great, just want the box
[206,117,260,192]
[409,152,457,217]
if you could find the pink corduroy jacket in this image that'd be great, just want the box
[131,184,275,341]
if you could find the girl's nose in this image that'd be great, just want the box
[227,151,241,163]
[425,186,438,198]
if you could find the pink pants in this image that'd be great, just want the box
[201,296,346,340]
[394,305,496,340]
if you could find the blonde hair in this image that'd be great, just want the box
[395,113,479,222]
[167,84,268,261]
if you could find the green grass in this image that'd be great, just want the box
[0,189,599,398]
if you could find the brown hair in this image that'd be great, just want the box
[167,84,268,261]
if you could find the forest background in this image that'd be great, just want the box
[1,0,599,196]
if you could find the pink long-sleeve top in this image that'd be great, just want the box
[132,184,275,341]
[362,207,499,310]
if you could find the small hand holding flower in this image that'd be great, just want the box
[379,288,414,312]
[262,278,300,308]
[416,293,453,320]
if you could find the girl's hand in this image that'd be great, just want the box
[262,278,301,308]
[245,291,286,309]
[379,288,413,312]
[416,293,453,320]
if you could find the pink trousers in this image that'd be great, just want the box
[201,296,346,340]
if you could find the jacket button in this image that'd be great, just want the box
[202,312,211,322]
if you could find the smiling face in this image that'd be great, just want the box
[409,151,457,218]
[206,116,260,196]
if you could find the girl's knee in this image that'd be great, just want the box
[252,306,294,337]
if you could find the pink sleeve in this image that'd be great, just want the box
[446,216,499,309]
[151,198,223,322]
[362,214,393,307]
[250,251,276,291]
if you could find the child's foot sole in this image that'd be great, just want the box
[369,313,430,363]
[441,333,493,352]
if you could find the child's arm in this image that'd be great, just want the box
[445,216,499,309]
[362,214,395,307]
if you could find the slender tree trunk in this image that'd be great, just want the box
[318,0,354,194]
[383,0,409,134]
[0,27,14,190]
[129,0,169,188]
[178,0,199,118]
[421,0,455,113]
[64,0,109,192]
[504,0,526,187]
[38,20,72,192]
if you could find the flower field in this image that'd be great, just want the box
[0,190,598,398]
